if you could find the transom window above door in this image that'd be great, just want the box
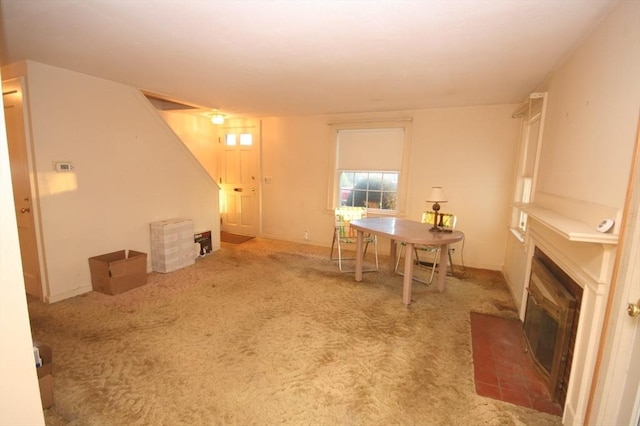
[225,133,253,146]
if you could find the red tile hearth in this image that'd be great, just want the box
[470,311,563,417]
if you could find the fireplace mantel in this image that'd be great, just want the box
[521,195,621,425]
[519,204,618,245]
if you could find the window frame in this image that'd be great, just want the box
[510,93,547,241]
[327,119,412,216]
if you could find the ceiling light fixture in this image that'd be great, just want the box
[211,113,225,125]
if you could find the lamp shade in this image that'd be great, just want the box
[426,186,447,203]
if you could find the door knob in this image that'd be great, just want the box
[20,208,30,213]
[628,300,640,318]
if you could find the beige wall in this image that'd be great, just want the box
[499,2,639,423]
[157,110,223,250]
[1,3,638,424]
[537,0,639,209]
[537,2,639,424]
[261,105,520,270]
[503,0,639,304]
[3,61,220,302]
[0,70,46,425]
[158,110,219,179]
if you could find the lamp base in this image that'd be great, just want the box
[431,202,443,232]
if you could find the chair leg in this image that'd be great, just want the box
[337,238,344,272]
[396,244,434,285]
[448,248,454,276]
[428,248,439,284]
[335,239,378,273]
[394,244,404,272]
[331,229,378,273]
[413,248,437,285]
[330,230,337,260]
[372,237,379,271]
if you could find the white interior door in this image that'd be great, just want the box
[219,127,260,236]
[3,77,42,299]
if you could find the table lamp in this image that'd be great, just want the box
[426,186,448,231]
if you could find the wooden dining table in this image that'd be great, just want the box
[350,217,464,305]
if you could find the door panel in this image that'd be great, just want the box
[220,127,259,236]
[3,77,42,299]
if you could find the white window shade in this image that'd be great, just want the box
[337,128,404,170]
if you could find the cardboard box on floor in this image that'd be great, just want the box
[89,249,147,295]
[35,342,54,409]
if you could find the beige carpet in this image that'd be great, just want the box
[29,238,562,425]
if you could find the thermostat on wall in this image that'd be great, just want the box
[54,162,74,173]
[597,218,614,233]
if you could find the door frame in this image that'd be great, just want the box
[2,76,48,301]
[586,118,640,424]
[217,120,262,237]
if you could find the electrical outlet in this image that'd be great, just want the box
[304,231,309,241]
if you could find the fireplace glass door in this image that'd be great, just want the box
[524,257,576,400]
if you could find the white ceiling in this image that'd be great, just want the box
[0,0,616,118]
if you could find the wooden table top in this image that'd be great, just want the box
[350,217,464,245]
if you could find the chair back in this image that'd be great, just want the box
[421,211,457,231]
[335,207,367,239]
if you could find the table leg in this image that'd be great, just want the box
[389,239,397,271]
[355,230,363,282]
[437,243,448,292]
[402,242,414,305]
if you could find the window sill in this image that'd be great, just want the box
[509,228,526,244]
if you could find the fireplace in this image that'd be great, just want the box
[523,249,581,404]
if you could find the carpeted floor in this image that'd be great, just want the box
[29,238,562,425]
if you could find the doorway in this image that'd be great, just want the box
[2,77,43,300]
[219,124,260,237]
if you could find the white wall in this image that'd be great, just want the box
[4,61,220,302]
[538,3,639,425]
[261,115,335,244]
[157,110,223,251]
[261,105,520,270]
[409,105,519,269]
[158,111,219,179]
[537,0,639,210]
[499,2,639,424]
[0,70,45,425]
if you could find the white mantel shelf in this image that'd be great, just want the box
[519,204,619,245]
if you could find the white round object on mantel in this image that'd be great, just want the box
[597,218,615,233]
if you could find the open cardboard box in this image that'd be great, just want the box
[89,249,147,295]
[34,342,53,409]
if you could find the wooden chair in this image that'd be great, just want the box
[330,206,379,273]
[394,212,457,284]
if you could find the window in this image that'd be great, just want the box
[339,171,398,209]
[510,93,547,239]
[330,124,411,214]
[225,133,253,146]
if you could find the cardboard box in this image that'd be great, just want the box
[89,249,147,295]
[35,342,54,409]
